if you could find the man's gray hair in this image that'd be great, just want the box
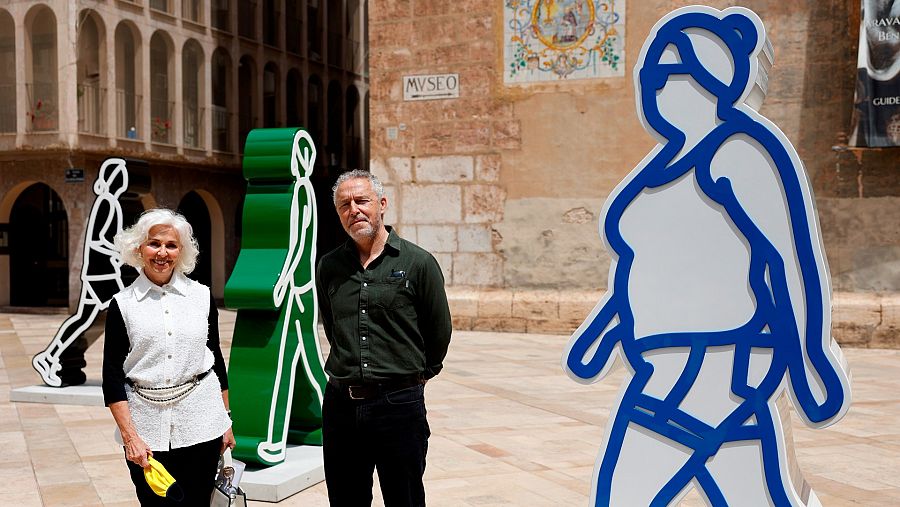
[332,169,384,204]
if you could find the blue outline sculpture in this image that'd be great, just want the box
[563,6,851,506]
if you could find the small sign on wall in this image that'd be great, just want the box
[65,168,85,182]
[403,73,460,101]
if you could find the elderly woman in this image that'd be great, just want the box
[102,208,235,504]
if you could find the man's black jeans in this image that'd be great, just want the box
[323,381,430,506]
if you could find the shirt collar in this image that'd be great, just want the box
[134,270,190,301]
[342,225,402,257]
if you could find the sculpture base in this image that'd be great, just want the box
[10,383,104,406]
[241,445,325,502]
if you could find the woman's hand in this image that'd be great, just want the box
[124,435,152,468]
[221,427,236,454]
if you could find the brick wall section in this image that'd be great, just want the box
[448,287,900,349]
[369,1,510,287]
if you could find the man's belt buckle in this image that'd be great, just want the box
[348,385,365,400]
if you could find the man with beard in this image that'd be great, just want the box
[316,170,452,506]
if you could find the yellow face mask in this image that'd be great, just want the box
[144,457,181,499]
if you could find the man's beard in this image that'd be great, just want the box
[348,214,380,241]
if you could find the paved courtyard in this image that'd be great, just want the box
[1,310,899,506]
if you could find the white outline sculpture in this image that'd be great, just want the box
[33,158,129,387]
[563,7,851,506]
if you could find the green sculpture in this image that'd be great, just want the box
[225,128,327,466]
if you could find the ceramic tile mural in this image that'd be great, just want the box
[504,0,625,83]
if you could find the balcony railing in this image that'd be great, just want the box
[211,105,231,152]
[116,90,143,139]
[182,0,202,23]
[184,103,204,149]
[151,99,175,144]
[77,83,106,135]
[0,84,15,133]
[26,82,59,132]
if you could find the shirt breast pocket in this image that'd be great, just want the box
[371,278,413,311]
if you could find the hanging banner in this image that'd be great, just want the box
[850,0,900,147]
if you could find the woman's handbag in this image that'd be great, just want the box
[210,449,247,507]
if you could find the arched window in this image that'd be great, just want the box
[263,62,278,128]
[308,0,321,60]
[211,48,231,151]
[26,6,58,132]
[238,0,256,39]
[364,91,369,169]
[263,0,279,47]
[308,75,323,168]
[212,0,230,31]
[345,85,361,170]
[150,31,173,144]
[285,1,301,54]
[327,1,343,68]
[183,0,202,23]
[0,10,16,133]
[183,40,204,148]
[238,55,257,152]
[286,69,302,128]
[327,80,343,168]
[77,11,106,135]
[115,22,142,139]
[347,0,363,72]
[150,0,171,14]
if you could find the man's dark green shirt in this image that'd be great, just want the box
[316,227,452,383]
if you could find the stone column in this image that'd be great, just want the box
[173,34,184,153]
[104,10,117,147]
[57,1,78,145]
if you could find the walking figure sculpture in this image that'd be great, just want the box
[563,7,851,506]
[226,128,328,466]
[33,158,130,387]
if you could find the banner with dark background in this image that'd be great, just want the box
[851,0,900,147]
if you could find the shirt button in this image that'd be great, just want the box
[361,309,366,314]
[363,282,368,287]
[167,355,172,359]
[363,363,368,368]
[165,309,170,314]
[162,292,167,296]
[167,331,172,336]
[166,378,171,383]
[361,336,366,341]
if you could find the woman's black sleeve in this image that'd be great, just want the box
[102,298,129,405]
[207,292,229,391]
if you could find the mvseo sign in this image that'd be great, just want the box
[403,73,460,101]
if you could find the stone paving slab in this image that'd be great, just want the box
[2,311,899,505]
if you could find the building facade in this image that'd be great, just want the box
[368,0,900,345]
[0,0,368,308]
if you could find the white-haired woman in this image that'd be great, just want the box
[102,208,235,505]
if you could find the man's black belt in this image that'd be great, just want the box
[328,374,422,400]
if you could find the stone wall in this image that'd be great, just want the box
[369,1,900,343]
[448,287,900,349]
[369,0,898,289]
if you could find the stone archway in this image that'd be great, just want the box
[5,183,68,307]
[178,189,225,299]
